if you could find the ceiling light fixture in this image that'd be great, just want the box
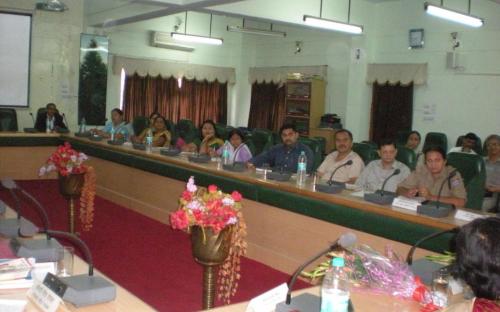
[227,19,286,37]
[303,0,363,34]
[424,1,483,28]
[171,12,223,45]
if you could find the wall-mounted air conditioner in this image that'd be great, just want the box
[151,31,195,52]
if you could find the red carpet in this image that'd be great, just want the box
[0,179,309,311]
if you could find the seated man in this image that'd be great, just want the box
[483,134,500,212]
[397,146,466,207]
[356,139,410,192]
[317,129,364,184]
[248,123,314,173]
[92,108,129,140]
[34,103,67,132]
[448,132,478,154]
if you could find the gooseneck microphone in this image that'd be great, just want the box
[327,160,353,186]
[284,233,357,305]
[43,230,117,307]
[417,169,458,218]
[29,112,35,125]
[380,168,401,196]
[62,113,69,130]
[0,178,38,238]
[406,227,459,265]
[23,112,39,133]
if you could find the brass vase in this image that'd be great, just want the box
[58,173,85,234]
[191,226,233,310]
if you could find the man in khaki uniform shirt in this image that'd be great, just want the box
[397,146,467,207]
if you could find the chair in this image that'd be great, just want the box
[352,143,379,165]
[396,130,412,146]
[250,128,274,155]
[0,108,18,131]
[395,146,417,170]
[132,116,149,136]
[176,119,198,143]
[216,123,234,141]
[423,132,448,153]
[298,137,322,171]
[312,136,326,156]
[455,135,483,155]
[446,152,486,210]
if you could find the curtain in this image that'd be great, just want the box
[370,82,414,144]
[123,74,227,126]
[248,82,286,132]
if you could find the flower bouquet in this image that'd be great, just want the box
[170,177,247,307]
[39,142,96,231]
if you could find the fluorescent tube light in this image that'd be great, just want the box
[171,32,223,45]
[226,25,286,37]
[424,2,483,28]
[303,15,363,34]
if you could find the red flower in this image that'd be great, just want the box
[181,190,192,201]
[170,210,189,230]
[231,191,243,202]
[208,185,218,193]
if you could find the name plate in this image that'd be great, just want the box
[246,283,288,312]
[27,280,63,312]
[392,196,421,211]
[454,210,486,222]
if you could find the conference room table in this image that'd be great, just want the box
[0,207,156,312]
[0,132,486,276]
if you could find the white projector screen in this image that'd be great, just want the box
[0,12,31,107]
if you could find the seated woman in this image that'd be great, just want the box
[405,130,422,158]
[443,217,500,311]
[217,129,252,163]
[92,108,129,140]
[183,120,224,155]
[135,116,171,147]
[396,146,466,207]
[483,134,500,212]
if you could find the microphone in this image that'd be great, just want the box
[281,233,357,307]
[406,227,459,265]
[364,168,401,205]
[328,160,353,186]
[42,230,117,307]
[2,178,63,262]
[0,178,38,238]
[315,160,353,194]
[417,169,458,218]
[56,113,70,133]
[62,113,69,129]
[23,112,38,133]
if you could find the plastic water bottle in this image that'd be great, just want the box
[110,127,115,141]
[222,142,231,165]
[296,151,307,186]
[46,118,51,133]
[321,257,350,312]
[145,129,153,153]
[79,118,86,133]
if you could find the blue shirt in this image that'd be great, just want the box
[103,121,130,140]
[250,142,314,173]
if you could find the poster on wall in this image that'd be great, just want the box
[78,33,108,125]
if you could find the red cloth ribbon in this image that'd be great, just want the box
[473,298,500,312]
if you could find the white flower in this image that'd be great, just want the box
[186,176,197,193]
[47,164,56,172]
[226,217,238,225]
[78,153,88,162]
[70,155,77,162]
[186,200,202,211]
[38,166,47,176]
[222,197,235,206]
[67,166,73,173]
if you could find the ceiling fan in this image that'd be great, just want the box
[35,0,68,12]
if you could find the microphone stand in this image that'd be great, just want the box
[364,169,401,205]
[417,170,458,218]
[0,179,38,238]
[23,112,38,133]
[42,230,117,307]
[316,161,353,194]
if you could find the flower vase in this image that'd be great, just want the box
[58,173,85,234]
[191,225,233,310]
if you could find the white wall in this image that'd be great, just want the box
[0,0,83,131]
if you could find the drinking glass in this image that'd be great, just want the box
[56,246,74,277]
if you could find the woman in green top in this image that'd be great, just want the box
[183,120,224,155]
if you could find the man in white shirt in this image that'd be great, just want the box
[448,132,479,155]
[317,129,364,183]
[356,139,410,192]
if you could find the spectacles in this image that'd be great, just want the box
[487,142,500,147]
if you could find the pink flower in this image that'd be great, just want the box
[181,190,192,201]
[231,191,243,202]
[208,185,218,193]
[170,210,189,230]
[186,176,197,193]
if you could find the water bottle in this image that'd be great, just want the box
[321,257,350,312]
[222,142,231,165]
[146,128,153,153]
[46,118,51,133]
[296,151,307,186]
[110,127,115,141]
[79,118,86,133]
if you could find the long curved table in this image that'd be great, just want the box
[0,132,485,276]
